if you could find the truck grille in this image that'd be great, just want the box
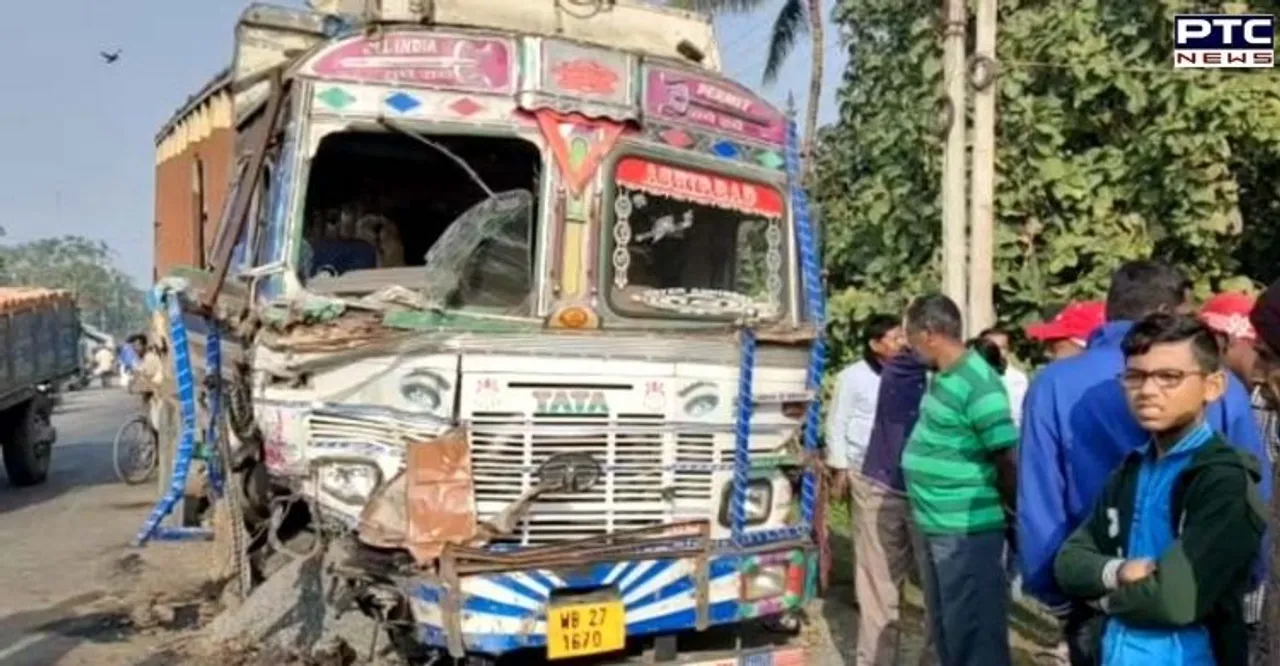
[469,413,717,545]
[307,409,446,451]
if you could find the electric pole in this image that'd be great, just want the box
[968,0,997,333]
[941,0,968,325]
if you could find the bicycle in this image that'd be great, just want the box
[113,413,159,485]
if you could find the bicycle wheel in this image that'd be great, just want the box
[113,415,159,485]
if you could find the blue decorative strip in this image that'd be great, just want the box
[626,574,695,610]
[733,526,811,547]
[560,562,617,590]
[461,595,532,619]
[626,599,741,636]
[623,559,675,598]
[134,295,210,545]
[411,582,441,604]
[710,556,740,578]
[525,570,561,594]
[785,116,827,529]
[731,329,757,546]
[460,632,546,654]
[493,574,547,602]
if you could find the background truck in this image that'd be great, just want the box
[0,288,80,486]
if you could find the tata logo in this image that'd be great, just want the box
[533,390,609,415]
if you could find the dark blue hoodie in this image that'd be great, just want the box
[860,350,930,491]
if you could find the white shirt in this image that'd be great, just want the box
[825,360,881,470]
[1003,366,1029,429]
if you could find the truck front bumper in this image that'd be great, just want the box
[406,521,815,660]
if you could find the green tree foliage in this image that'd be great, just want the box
[813,0,1280,366]
[0,236,146,337]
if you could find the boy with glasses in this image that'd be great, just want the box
[1019,261,1268,666]
[1054,313,1265,665]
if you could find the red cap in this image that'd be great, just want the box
[1199,292,1257,341]
[1026,301,1106,345]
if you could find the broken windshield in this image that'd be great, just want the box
[306,189,535,315]
[298,129,539,316]
[606,157,789,320]
[421,190,534,309]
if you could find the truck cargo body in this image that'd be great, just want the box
[0,289,79,486]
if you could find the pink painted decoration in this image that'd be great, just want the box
[307,33,514,93]
[645,66,786,146]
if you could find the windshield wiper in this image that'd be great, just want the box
[376,116,495,198]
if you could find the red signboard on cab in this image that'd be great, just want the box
[615,157,784,218]
[644,66,786,146]
[305,33,514,93]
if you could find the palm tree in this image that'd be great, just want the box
[671,0,825,167]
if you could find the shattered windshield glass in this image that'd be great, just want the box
[607,158,788,320]
[305,190,535,316]
[421,190,534,311]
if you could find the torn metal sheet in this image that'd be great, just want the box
[356,428,478,566]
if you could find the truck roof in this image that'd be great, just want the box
[155,68,231,147]
[0,288,73,313]
[158,0,724,150]
[307,0,722,70]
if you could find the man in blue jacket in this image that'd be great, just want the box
[1018,259,1270,665]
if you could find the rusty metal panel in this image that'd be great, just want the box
[355,428,480,566]
[404,428,479,563]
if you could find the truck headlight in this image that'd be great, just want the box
[318,461,382,506]
[717,479,773,528]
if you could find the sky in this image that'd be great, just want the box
[0,0,847,287]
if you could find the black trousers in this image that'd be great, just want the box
[1061,603,1103,666]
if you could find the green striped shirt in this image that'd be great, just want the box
[902,350,1017,534]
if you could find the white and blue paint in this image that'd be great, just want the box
[406,553,773,656]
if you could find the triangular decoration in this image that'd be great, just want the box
[534,109,624,195]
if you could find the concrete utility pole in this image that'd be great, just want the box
[968,0,998,333]
[941,0,968,323]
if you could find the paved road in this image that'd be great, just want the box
[0,388,202,666]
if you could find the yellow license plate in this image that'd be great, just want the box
[546,599,625,660]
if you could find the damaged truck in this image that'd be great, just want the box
[149,1,828,663]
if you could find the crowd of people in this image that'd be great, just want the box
[826,259,1280,666]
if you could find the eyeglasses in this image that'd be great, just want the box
[1118,368,1207,391]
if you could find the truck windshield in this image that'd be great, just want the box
[299,130,540,316]
[606,157,788,320]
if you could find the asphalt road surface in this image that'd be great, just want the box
[0,388,218,666]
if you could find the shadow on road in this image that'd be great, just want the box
[0,441,123,517]
[0,388,145,517]
[0,591,134,666]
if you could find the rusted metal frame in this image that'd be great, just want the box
[191,157,206,269]
[451,520,708,560]
[203,67,287,314]
[693,527,711,630]
[438,550,466,658]
[452,544,709,576]
[444,522,712,574]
